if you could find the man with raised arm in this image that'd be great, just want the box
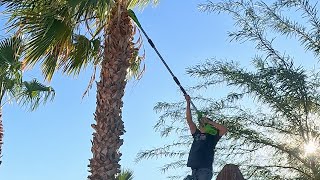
[184,95,228,180]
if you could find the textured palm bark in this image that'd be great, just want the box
[216,164,245,180]
[88,3,134,180]
[0,107,3,165]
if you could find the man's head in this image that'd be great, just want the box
[198,117,207,132]
[199,117,218,135]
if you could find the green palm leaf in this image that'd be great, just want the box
[0,37,23,100]
[4,1,73,80]
[17,79,55,111]
[0,36,55,109]
[0,36,22,72]
[4,0,107,81]
[67,0,111,22]
[63,35,102,75]
[116,169,134,180]
[128,0,159,9]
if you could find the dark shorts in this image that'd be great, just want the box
[191,168,213,180]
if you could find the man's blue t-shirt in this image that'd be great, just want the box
[187,129,221,169]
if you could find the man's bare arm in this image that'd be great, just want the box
[185,95,196,134]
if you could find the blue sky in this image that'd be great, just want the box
[0,1,317,180]
[0,1,270,180]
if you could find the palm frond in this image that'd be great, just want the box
[4,1,73,81]
[4,0,110,81]
[63,35,102,76]
[128,0,159,9]
[126,26,145,80]
[16,79,55,111]
[0,36,22,72]
[0,0,30,8]
[0,36,23,97]
[22,10,74,80]
[116,169,134,180]
[126,48,145,80]
[67,0,111,22]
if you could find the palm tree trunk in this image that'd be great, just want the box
[0,106,3,166]
[88,2,134,180]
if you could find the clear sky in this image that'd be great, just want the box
[0,1,316,180]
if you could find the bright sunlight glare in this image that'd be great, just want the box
[304,140,318,155]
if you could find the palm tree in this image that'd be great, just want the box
[0,36,55,165]
[0,0,158,179]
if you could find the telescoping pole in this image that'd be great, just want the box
[128,10,200,114]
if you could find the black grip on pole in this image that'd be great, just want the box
[173,76,180,85]
[179,86,187,95]
[173,76,187,95]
